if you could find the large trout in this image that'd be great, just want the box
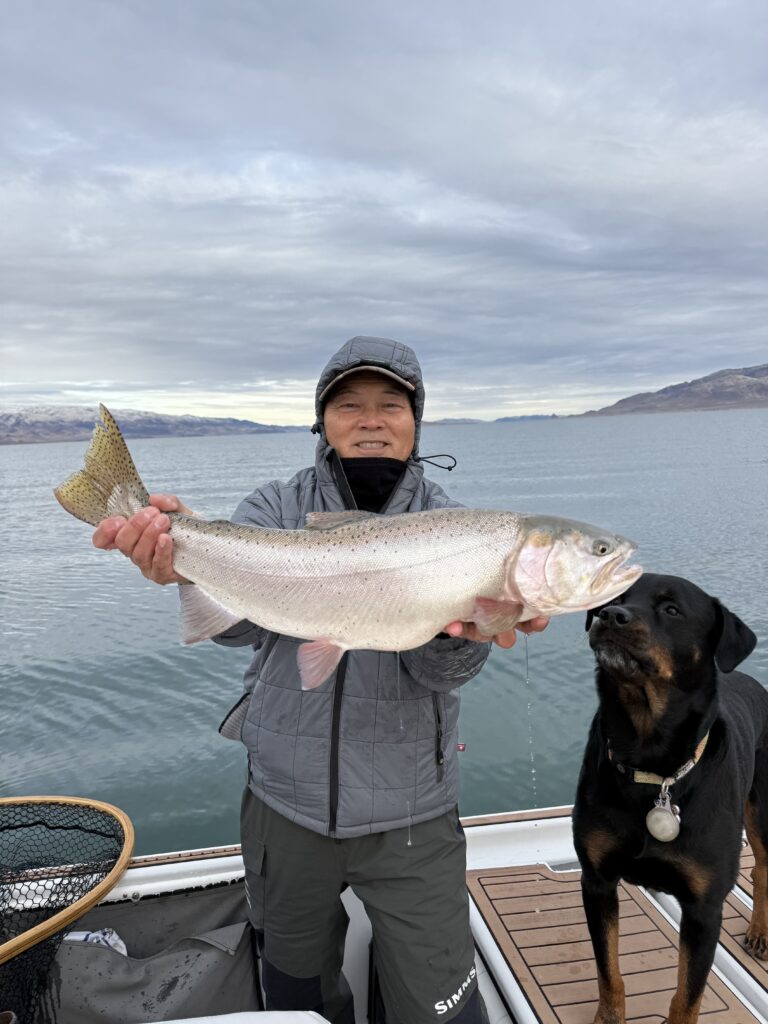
[55,406,642,688]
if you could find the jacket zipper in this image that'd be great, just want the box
[379,467,408,513]
[433,693,445,781]
[326,454,408,835]
[328,652,349,835]
[328,453,355,836]
[331,452,358,509]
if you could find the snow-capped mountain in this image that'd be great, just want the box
[0,406,307,445]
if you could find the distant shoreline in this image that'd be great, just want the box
[4,362,765,444]
[0,426,307,446]
[2,402,766,446]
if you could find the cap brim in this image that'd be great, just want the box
[319,366,416,402]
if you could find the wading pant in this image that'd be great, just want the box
[241,787,488,1024]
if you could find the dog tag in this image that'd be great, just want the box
[646,791,681,842]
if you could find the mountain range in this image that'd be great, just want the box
[1,363,766,443]
[0,406,306,445]
[581,363,768,416]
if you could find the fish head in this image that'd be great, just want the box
[510,515,642,615]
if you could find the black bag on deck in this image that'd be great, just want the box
[54,880,259,1023]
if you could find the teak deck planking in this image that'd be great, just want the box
[468,861,762,1024]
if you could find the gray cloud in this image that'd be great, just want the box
[1,0,766,419]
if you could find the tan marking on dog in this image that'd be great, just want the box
[661,853,713,901]
[675,856,712,897]
[643,679,670,718]
[691,644,701,664]
[668,944,705,1024]
[745,799,768,959]
[594,909,626,1024]
[646,643,675,682]
[581,829,620,872]
[605,629,674,738]
[617,678,670,739]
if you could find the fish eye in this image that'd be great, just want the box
[593,539,613,556]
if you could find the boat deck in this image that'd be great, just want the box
[44,806,767,1024]
[465,809,768,1024]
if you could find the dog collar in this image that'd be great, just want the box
[607,732,709,788]
[607,732,709,843]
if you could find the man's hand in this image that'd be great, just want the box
[92,494,194,585]
[442,616,550,649]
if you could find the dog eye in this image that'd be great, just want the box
[664,604,681,616]
[593,540,613,556]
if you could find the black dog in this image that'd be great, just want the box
[572,573,767,1024]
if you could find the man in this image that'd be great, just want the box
[93,336,547,1023]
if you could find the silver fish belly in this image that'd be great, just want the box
[170,508,521,650]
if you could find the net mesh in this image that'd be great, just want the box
[0,801,128,1024]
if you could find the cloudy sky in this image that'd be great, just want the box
[2,0,766,423]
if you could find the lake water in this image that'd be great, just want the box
[1,410,766,854]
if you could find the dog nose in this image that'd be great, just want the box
[598,605,634,627]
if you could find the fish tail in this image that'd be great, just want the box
[54,405,150,526]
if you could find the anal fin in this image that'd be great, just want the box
[297,639,346,690]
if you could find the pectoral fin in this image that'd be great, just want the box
[179,584,243,644]
[297,639,346,690]
[472,597,525,636]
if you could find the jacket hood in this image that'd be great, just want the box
[313,336,426,456]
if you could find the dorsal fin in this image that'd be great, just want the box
[304,510,381,531]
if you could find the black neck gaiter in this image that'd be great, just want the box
[338,457,407,512]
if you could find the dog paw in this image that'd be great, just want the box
[745,927,768,960]
[593,1008,626,1024]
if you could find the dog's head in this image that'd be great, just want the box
[586,573,756,691]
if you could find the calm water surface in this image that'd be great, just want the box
[1,410,766,853]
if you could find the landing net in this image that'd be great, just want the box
[0,797,134,1024]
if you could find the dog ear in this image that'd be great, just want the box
[715,600,757,673]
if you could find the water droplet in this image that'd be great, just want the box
[524,634,537,803]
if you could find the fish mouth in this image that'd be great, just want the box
[591,550,642,596]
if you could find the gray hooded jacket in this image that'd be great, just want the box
[216,337,490,837]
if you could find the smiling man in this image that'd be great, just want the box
[322,371,416,460]
[92,335,547,1023]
